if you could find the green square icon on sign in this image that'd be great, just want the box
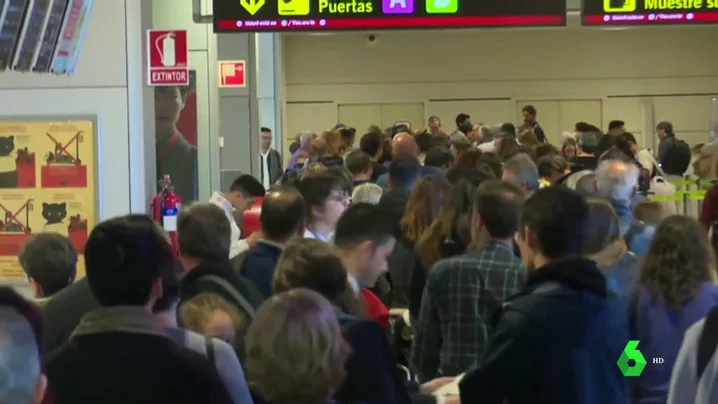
[426,0,458,14]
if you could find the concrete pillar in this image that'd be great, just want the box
[217,32,284,190]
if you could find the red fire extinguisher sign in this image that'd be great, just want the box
[147,29,189,86]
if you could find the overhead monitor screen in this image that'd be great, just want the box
[212,0,567,32]
[582,0,718,25]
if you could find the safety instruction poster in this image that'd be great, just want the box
[0,119,96,282]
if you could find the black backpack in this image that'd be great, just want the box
[663,138,691,175]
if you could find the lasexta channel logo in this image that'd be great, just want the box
[617,340,647,376]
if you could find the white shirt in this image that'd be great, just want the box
[478,141,496,153]
[347,273,360,294]
[303,228,332,242]
[668,318,718,404]
[209,192,249,259]
[635,149,655,175]
[260,150,271,190]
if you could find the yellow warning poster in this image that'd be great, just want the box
[0,119,96,283]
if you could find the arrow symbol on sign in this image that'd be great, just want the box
[240,0,265,15]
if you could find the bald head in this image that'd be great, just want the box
[392,133,419,159]
[595,160,639,206]
[260,187,306,242]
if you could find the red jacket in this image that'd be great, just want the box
[360,289,389,328]
[700,184,718,231]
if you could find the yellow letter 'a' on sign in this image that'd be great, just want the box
[240,0,266,15]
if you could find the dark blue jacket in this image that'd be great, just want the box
[242,241,283,299]
[459,257,630,404]
[375,166,445,189]
[334,309,435,404]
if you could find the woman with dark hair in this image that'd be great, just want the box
[246,289,350,404]
[412,176,485,312]
[496,135,520,160]
[631,215,718,403]
[417,178,480,266]
[605,132,651,192]
[388,177,452,314]
[614,132,639,160]
[596,132,617,159]
[295,174,352,242]
[561,138,577,161]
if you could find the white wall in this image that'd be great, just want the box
[0,0,151,219]
[283,27,718,149]
[152,0,219,199]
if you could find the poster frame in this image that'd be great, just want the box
[0,114,99,293]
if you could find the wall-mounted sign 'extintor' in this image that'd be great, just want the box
[146,29,189,86]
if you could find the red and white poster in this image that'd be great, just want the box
[218,60,247,88]
[146,29,189,86]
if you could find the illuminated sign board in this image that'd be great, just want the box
[212,0,567,32]
[582,0,718,25]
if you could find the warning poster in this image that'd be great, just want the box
[0,120,96,283]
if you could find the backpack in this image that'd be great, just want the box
[663,138,691,175]
[697,307,718,382]
[197,275,257,320]
[231,249,250,275]
[205,336,216,366]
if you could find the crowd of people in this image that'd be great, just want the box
[5,108,718,404]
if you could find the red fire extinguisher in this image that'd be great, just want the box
[151,174,182,256]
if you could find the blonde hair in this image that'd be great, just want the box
[245,288,350,403]
[352,183,383,205]
[518,129,539,146]
[322,129,344,156]
[273,239,366,319]
[633,200,668,226]
[180,293,247,349]
[301,162,328,179]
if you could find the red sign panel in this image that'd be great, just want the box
[146,29,189,86]
[218,60,247,88]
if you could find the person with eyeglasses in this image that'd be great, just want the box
[295,173,352,243]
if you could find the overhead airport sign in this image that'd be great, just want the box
[582,0,718,25]
[212,0,567,32]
